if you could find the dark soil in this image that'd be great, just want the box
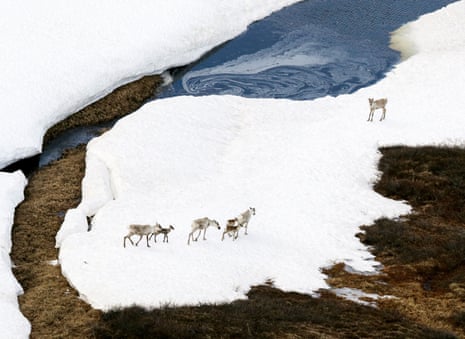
[327,146,465,338]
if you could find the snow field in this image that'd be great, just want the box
[57,1,465,310]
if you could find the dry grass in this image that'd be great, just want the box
[43,75,162,145]
[12,145,101,338]
[93,286,452,339]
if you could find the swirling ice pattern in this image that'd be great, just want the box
[180,25,394,100]
[182,61,388,100]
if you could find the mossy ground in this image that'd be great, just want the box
[327,146,465,338]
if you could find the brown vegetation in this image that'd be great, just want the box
[93,286,453,338]
[327,146,465,338]
[11,145,101,338]
[43,75,162,145]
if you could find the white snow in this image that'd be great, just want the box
[55,0,465,312]
[330,287,396,308]
[0,172,29,339]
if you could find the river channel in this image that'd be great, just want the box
[40,0,456,166]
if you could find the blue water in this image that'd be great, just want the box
[39,124,112,167]
[160,0,457,100]
[38,0,456,167]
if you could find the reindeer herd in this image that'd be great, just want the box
[123,207,256,248]
[122,98,386,248]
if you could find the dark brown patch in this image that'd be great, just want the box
[326,146,465,337]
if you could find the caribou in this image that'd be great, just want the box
[367,98,388,122]
[221,218,241,241]
[187,217,220,245]
[123,223,162,248]
[236,207,256,235]
[150,225,175,243]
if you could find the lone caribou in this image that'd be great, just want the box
[367,98,387,122]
